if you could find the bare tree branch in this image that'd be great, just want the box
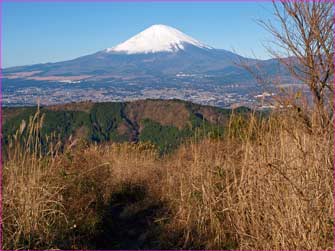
[258,0,333,126]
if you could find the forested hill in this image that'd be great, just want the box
[2,99,251,153]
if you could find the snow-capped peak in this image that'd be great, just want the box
[106,24,212,54]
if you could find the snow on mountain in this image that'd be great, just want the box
[106,24,212,54]
[3,24,288,87]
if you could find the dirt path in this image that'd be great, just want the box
[91,185,166,249]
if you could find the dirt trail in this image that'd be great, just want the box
[91,185,167,249]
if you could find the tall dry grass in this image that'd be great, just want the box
[2,106,333,250]
[2,107,66,249]
[2,106,160,249]
[160,110,333,249]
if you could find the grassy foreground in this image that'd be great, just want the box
[2,107,333,250]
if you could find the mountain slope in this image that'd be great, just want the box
[3,24,286,83]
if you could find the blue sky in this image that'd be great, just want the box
[2,1,276,68]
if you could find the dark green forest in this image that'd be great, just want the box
[3,100,253,154]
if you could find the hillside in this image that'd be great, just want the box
[3,102,332,250]
[2,99,251,154]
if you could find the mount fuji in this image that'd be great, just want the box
[3,24,294,108]
[3,24,286,83]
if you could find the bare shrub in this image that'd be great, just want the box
[260,1,334,124]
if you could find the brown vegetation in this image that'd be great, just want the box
[160,110,333,249]
[2,105,333,250]
[259,0,333,128]
[46,101,94,113]
[125,100,190,129]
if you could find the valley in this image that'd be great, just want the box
[2,76,261,108]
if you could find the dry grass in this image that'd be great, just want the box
[52,141,159,249]
[2,107,333,250]
[161,111,333,249]
[3,108,66,249]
